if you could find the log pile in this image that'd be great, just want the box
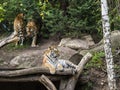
[0,52,92,90]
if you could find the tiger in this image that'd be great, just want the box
[13,13,25,46]
[26,12,42,47]
[42,45,78,74]
[26,19,39,47]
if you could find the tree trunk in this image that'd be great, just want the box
[39,75,57,90]
[101,0,117,90]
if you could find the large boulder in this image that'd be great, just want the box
[9,46,81,68]
[80,30,120,55]
[58,35,95,50]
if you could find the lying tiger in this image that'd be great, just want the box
[42,45,78,74]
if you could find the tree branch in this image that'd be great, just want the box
[39,75,57,90]
[0,67,74,77]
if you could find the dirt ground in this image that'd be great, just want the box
[0,34,120,90]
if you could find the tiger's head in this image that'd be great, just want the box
[44,45,60,59]
[26,20,37,37]
[17,13,24,19]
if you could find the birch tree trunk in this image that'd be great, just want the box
[101,0,117,90]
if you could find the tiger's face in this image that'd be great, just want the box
[16,13,24,20]
[26,20,37,36]
[44,45,60,58]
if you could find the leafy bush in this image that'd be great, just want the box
[86,51,105,68]
[42,0,101,38]
[0,4,5,22]
[0,0,41,31]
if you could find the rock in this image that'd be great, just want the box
[66,39,89,50]
[111,30,120,49]
[9,47,80,68]
[81,35,95,47]
[79,30,120,55]
[58,35,95,50]
[10,50,43,68]
[58,38,71,47]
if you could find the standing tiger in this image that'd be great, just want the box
[26,12,42,47]
[13,13,25,46]
[42,45,78,74]
[26,19,39,47]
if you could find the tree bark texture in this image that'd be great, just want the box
[0,67,74,77]
[39,75,57,90]
[101,0,117,90]
[0,32,19,48]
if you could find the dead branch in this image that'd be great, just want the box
[39,75,57,90]
[0,32,19,48]
[0,67,75,77]
[0,75,70,82]
[59,52,92,90]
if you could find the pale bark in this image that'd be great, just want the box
[101,0,117,90]
[0,67,74,77]
[39,75,57,90]
[0,32,19,48]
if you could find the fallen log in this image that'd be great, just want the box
[0,75,70,82]
[39,75,57,90]
[0,67,75,77]
[0,32,19,48]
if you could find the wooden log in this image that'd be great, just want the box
[0,75,70,82]
[59,52,92,90]
[39,75,57,90]
[0,32,19,48]
[0,67,74,77]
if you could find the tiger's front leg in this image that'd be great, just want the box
[31,34,37,47]
[44,63,56,74]
[20,36,24,46]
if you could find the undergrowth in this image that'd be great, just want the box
[85,51,105,69]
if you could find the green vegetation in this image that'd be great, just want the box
[0,0,102,37]
[0,0,120,37]
[86,51,105,68]
[5,43,29,51]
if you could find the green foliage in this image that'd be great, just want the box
[108,0,120,31]
[41,0,101,37]
[86,51,105,68]
[1,0,120,38]
[0,0,41,31]
[5,43,29,51]
[0,4,5,22]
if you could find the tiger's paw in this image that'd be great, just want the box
[50,69,56,74]
[56,64,64,72]
[31,44,39,47]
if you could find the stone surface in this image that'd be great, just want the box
[58,35,95,50]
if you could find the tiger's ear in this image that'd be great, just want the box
[48,46,52,50]
[49,45,54,50]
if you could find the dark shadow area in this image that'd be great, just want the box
[0,81,60,90]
